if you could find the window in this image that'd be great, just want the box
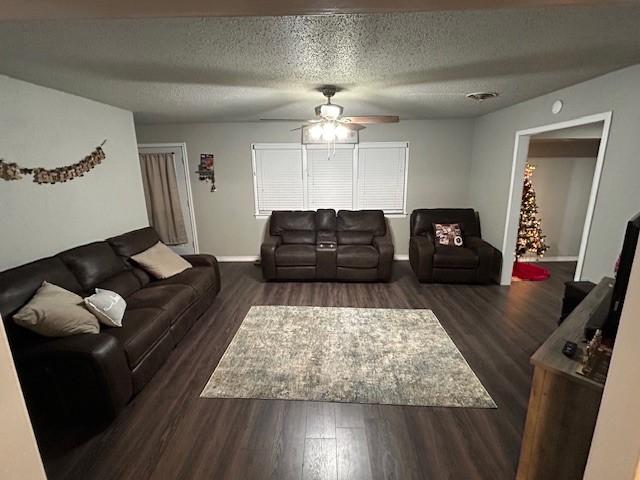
[252,142,408,216]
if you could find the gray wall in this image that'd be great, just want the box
[136,119,475,257]
[470,65,640,282]
[0,75,149,271]
[528,156,597,258]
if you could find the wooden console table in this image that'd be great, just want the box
[516,277,614,480]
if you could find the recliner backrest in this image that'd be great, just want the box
[270,211,317,235]
[410,208,481,238]
[337,210,386,236]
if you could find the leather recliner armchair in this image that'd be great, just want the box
[409,208,502,284]
[261,209,394,282]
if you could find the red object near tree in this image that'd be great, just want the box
[513,261,550,281]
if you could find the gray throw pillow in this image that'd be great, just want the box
[84,288,126,327]
[13,281,100,337]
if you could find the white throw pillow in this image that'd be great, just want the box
[130,241,192,279]
[84,288,126,327]
[13,281,100,337]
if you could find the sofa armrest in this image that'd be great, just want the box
[409,234,435,282]
[260,235,281,280]
[465,236,502,284]
[16,333,132,426]
[182,253,221,293]
[182,253,218,268]
[373,231,394,282]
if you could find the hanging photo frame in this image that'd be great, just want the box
[197,154,216,192]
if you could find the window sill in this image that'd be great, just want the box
[255,213,407,219]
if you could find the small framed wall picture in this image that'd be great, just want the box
[197,154,216,191]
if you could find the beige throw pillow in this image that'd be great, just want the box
[13,281,100,337]
[130,241,192,279]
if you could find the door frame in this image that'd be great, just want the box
[138,142,200,254]
[500,111,613,285]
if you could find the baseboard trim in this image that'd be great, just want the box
[217,255,410,262]
[519,256,578,263]
[217,256,260,262]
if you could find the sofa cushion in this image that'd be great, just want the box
[0,257,82,320]
[337,210,386,236]
[126,285,196,324]
[315,209,337,231]
[270,211,316,235]
[104,307,170,368]
[152,267,216,296]
[411,209,480,238]
[337,231,374,245]
[107,227,161,258]
[96,270,142,299]
[433,246,479,269]
[337,245,379,268]
[281,230,316,245]
[275,245,316,266]
[58,242,126,291]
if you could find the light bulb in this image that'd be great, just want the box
[322,122,336,142]
[335,125,349,141]
[309,124,323,140]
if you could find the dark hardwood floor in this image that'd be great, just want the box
[43,261,575,480]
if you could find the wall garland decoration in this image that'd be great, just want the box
[0,140,107,185]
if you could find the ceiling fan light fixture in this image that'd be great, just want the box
[309,124,323,140]
[317,103,343,119]
[465,91,499,102]
[335,124,349,140]
[321,122,337,142]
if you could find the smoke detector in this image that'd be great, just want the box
[466,92,499,102]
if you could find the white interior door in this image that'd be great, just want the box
[138,144,198,255]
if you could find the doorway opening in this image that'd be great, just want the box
[138,143,199,255]
[500,112,613,285]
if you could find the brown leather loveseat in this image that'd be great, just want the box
[0,227,220,430]
[409,208,502,284]
[261,209,394,282]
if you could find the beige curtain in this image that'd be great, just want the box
[139,152,188,245]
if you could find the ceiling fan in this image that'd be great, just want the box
[261,86,399,143]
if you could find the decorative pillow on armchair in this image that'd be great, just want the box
[433,223,464,247]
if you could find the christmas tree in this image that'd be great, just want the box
[515,163,549,259]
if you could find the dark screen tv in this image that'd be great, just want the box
[603,211,640,341]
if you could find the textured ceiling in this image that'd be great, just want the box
[1,6,640,123]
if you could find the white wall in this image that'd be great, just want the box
[469,65,640,282]
[136,119,474,258]
[584,243,640,480]
[0,318,46,480]
[528,156,596,258]
[0,75,149,271]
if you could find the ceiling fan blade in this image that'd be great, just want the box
[259,118,310,122]
[342,115,399,124]
[345,123,366,131]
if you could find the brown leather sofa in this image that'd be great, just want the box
[409,208,502,284]
[0,227,220,430]
[261,209,394,282]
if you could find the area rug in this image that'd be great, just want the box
[201,306,496,408]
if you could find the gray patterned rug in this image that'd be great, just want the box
[201,306,496,408]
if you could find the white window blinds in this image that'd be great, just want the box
[306,145,355,211]
[252,142,408,215]
[252,144,303,215]
[357,143,408,214]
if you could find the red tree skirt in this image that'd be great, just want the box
[512,261,551,281]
